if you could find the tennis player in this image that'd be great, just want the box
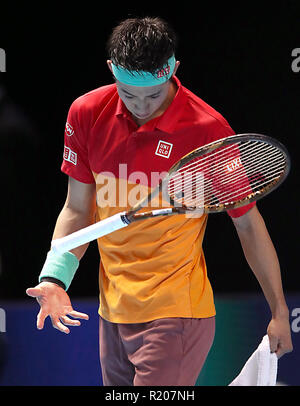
[26,17,292,386]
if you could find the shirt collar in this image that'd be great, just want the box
[115,76,188,134]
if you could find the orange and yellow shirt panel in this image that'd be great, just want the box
[61,76,255,323]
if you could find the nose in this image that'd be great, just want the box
[135,99,150,113]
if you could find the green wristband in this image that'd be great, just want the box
[39,251,79,291]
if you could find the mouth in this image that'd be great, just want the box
[134,112,151,119]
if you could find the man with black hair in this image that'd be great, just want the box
[27,17,292,386]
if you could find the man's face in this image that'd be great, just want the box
[115,79,172,122]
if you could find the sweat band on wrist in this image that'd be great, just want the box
[39,276,66,290]
[39,251,79,291]
[111,55,176,87]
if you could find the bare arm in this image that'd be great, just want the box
[26,176,96,334]
[53,176,97,259]
[232,205,293,358]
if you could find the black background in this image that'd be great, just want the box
[0,1,299,299]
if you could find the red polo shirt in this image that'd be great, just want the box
[61,76,254,323]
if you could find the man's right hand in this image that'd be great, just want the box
[26,282,89,334]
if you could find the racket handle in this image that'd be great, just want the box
[50,212,129,254]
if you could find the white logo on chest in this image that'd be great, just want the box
[155,140,173,158]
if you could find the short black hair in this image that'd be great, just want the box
[107,17,177,73]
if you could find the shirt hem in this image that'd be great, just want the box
[98,307,216,324]
[61,165,95,184]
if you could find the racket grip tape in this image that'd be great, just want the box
[50,211,129,254]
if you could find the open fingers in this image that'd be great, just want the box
[36,307,89,334]
[37,309,48,330]
[51,316,70,334]
[51,309,89,333]
[60,315,81,327]
[68,310,89,320]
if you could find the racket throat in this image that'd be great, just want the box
[120,213,132,225]
[126,207,188,223]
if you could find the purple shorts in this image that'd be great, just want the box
[99,316,215,386]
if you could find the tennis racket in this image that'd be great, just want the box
[51,133,290,254]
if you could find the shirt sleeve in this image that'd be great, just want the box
[226,201,256,218]
[61,98,95,184]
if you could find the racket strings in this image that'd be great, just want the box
[182,151,285,206]
[205,166,283,207]
[199,148,284,200]
[172,139,255,174]
[170,141,277,182]
[167,140,286,208]
[168,141,254,192]
[170,142,281,191]
[188,149,285,205]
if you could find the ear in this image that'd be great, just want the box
[107,60,113,74]
[172,60,180,77]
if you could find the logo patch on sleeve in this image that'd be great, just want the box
[155,140,173,159]
[64,146,77,165]
[65,122,74,137]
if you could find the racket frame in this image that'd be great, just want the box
[125,133,290,223]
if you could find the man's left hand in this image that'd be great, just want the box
[267,316,293,358]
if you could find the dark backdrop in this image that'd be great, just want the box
[0,1,299,299]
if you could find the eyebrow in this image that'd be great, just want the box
[120,87,161,97]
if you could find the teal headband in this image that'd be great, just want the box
[111,55,176,87]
